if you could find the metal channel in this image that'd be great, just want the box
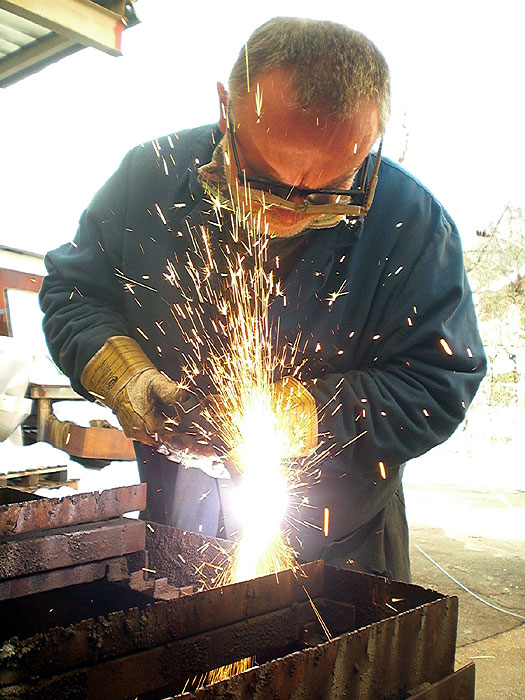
[0,556,130,601]
[0,484,146,536]
[0,517,145,578]
[0,562,458,700]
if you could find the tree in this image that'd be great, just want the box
[465,205,525,409]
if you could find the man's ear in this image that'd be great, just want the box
[217,82,228,133]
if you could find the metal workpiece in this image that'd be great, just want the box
[0,485,147,601]
[179,600,460,700]
[0,516,146,579]
[141,520,236,588]
[0,561,466,700]
[0,483,146,536]
[0,490,474,699]
[0,555,130,601]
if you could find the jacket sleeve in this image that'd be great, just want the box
[39,151,135,398]
[308,213,486,476]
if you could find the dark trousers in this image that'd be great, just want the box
[134,442,241,539]
[319,485,411,582]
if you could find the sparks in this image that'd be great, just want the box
[169,130,349,695]
[168,157,324,597]
[255,82,263,119]
[440,338,454,356]
[326,280,349,307]
[244,43,250,92]
[154,202,167,225]
[323,507,330,537]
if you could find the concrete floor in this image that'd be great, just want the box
[405,439,525,700]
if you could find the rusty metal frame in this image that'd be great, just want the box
[0,517,145,579]
[0,484,146,536]
[0,562,463,700]
[0,556,130,601]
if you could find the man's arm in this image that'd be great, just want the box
[40,151,135,397]
[307,215,486,474]
[39,150,195,447]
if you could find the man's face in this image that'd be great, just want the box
[219,68,380,238]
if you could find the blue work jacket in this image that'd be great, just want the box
[40,124,486,579]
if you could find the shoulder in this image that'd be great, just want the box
[124,123,221,174]
[105,124,221,206]
[364,156,460,261]
[372,157,457,237]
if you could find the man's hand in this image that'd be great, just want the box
[164,392,226,459]
[81,336,185,445]
[113,367,185,445]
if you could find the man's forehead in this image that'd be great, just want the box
[231,68,379,147]
[232,68,339,132]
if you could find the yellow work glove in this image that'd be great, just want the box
[81,335,183,445]
[271,376,318,456]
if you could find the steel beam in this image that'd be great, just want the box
[0,517,145,578]
[0,32,75,83]
[0,484,146,537]
[0,0,126,56]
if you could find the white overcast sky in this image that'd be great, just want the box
[1,0,524,255]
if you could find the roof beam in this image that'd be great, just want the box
[0,0,126,56]
[0,33,76,83]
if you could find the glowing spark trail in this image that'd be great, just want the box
[326,279,349,308]
[440,338,454,356]
[255,82,263,120]
[323,507,330,537]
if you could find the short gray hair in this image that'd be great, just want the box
[229,17,391,134]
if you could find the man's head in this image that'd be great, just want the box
[216,17,390,237]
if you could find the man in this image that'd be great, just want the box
[40,17,486,581]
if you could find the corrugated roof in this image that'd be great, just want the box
[0,0,138,88]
